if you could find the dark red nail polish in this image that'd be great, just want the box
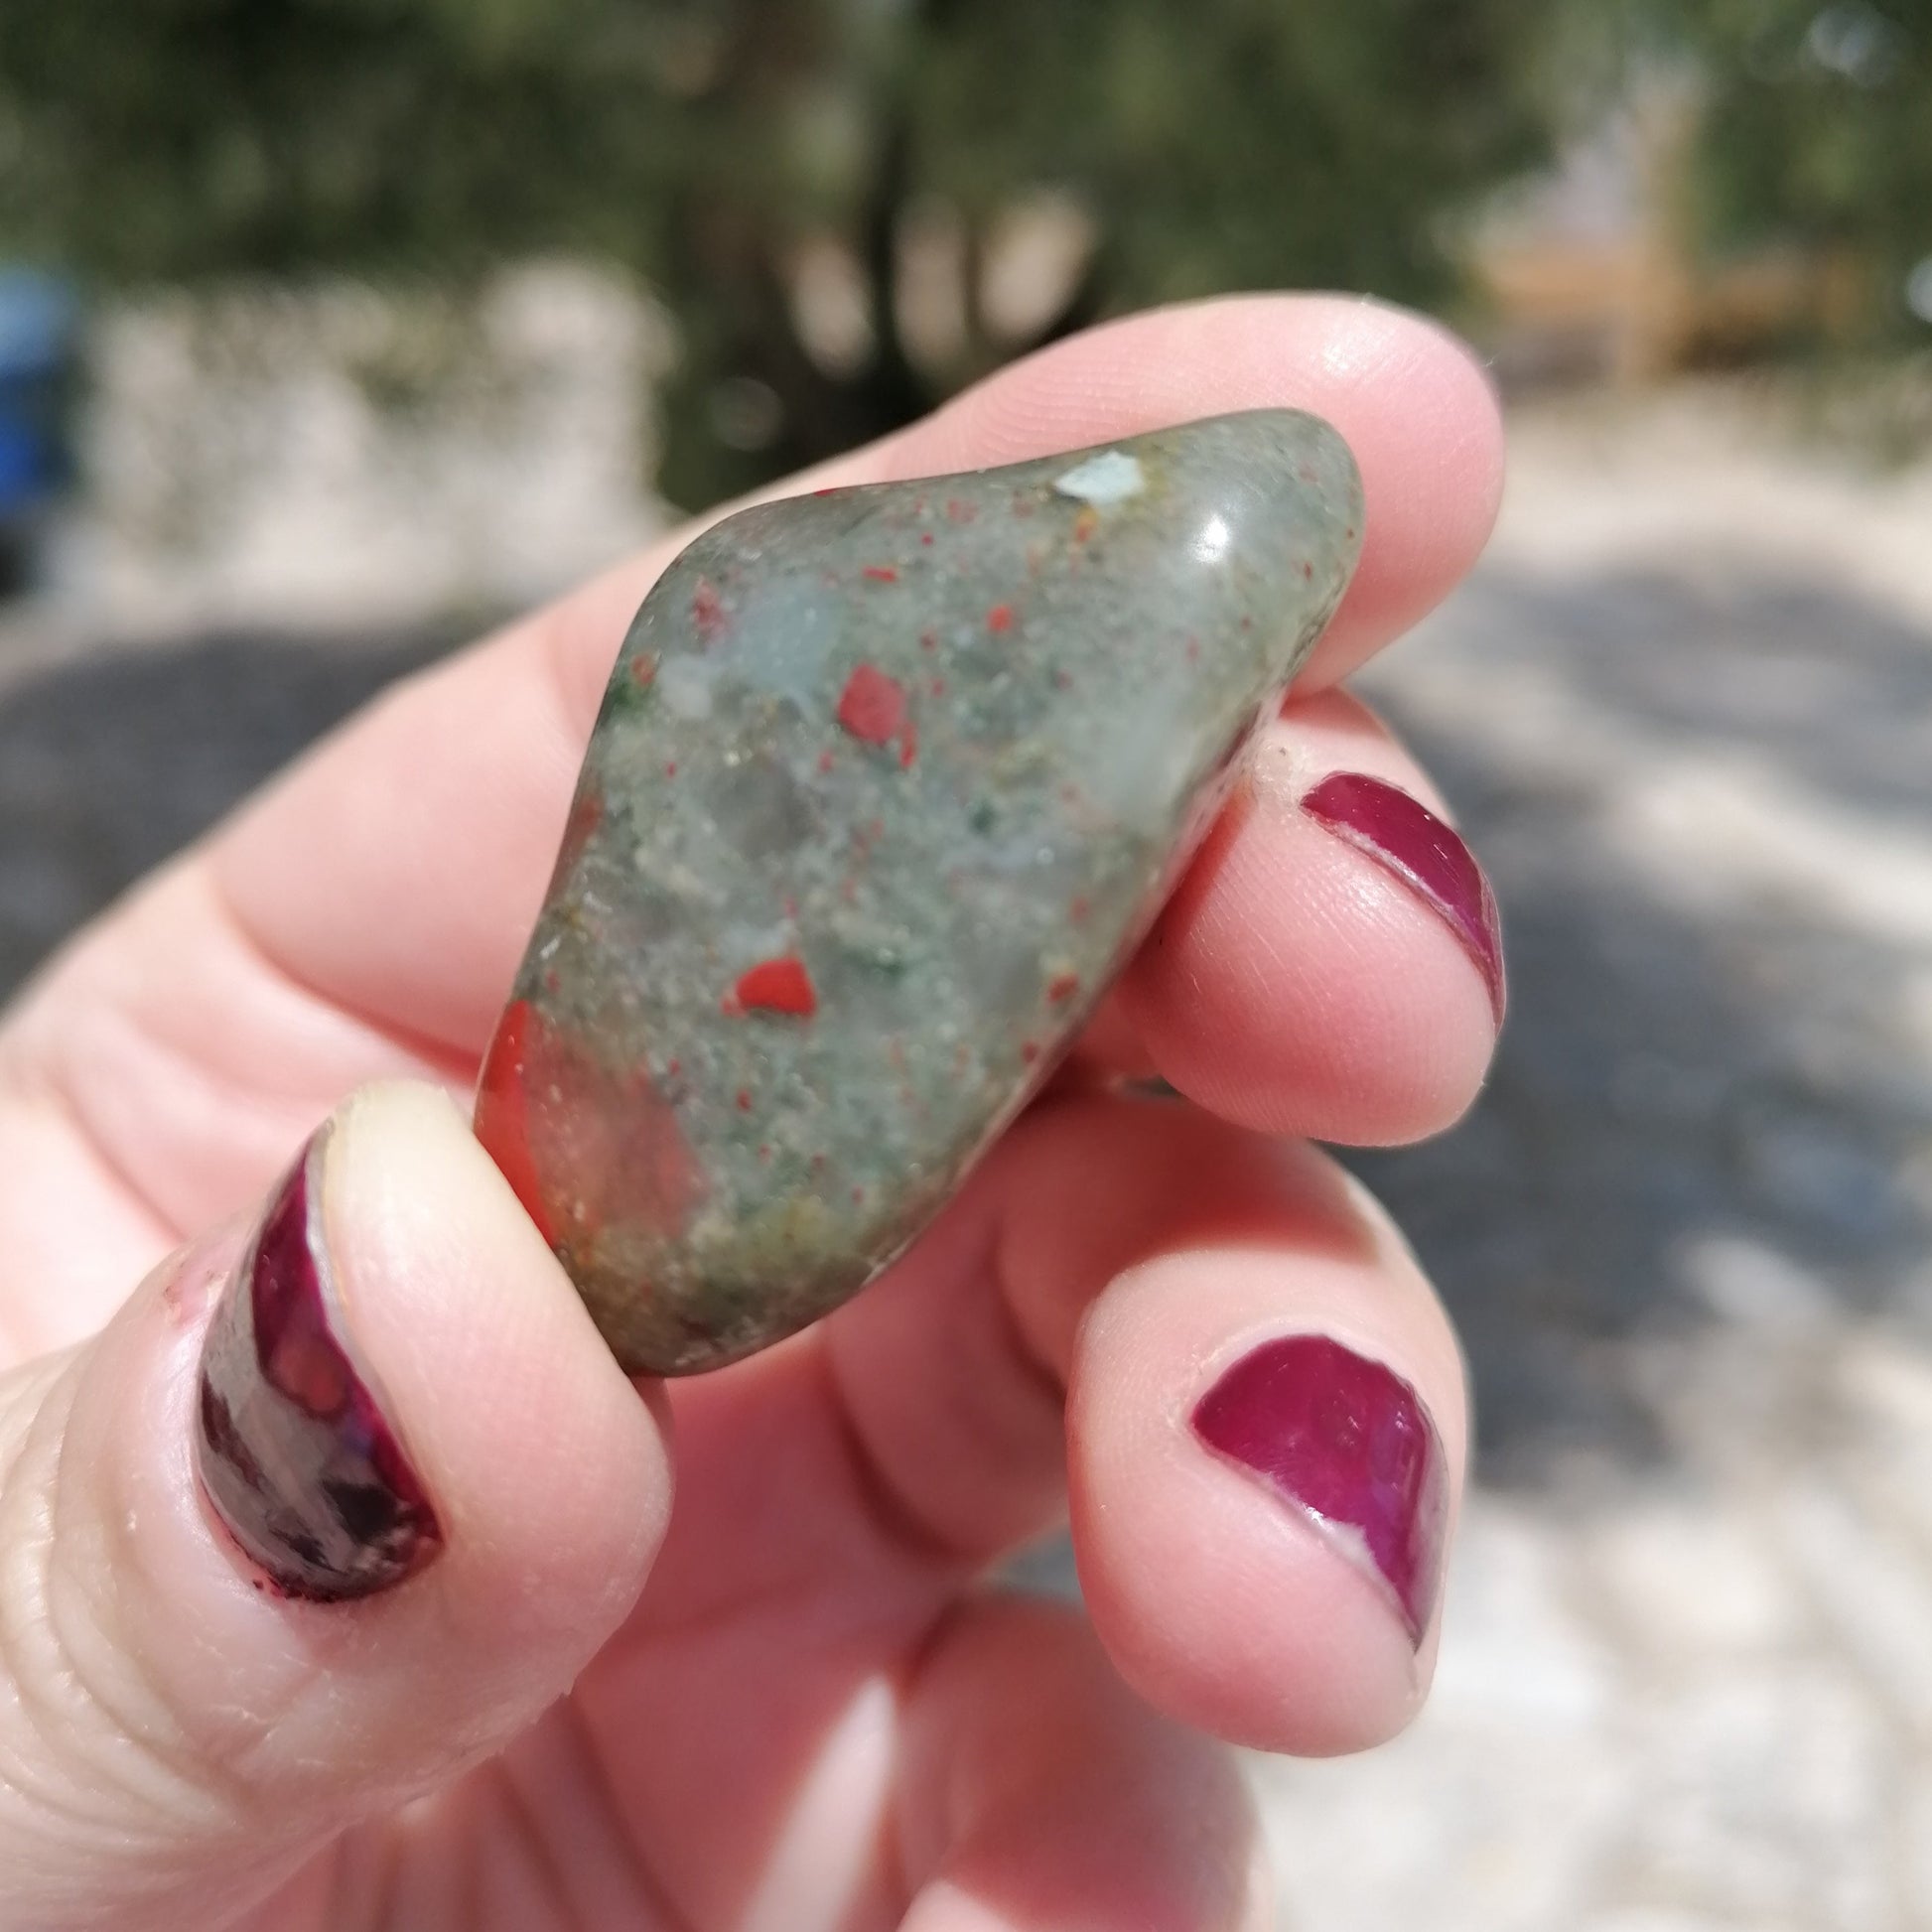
[195,1130,441,1601]
[1192,1335,1448,1643]
[1301,772,1505,1023]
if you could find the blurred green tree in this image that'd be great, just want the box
[0,0,1557,505]
[1652,1,1932,338]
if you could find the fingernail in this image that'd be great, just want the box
[1192,1335,1449,1643]
[1300,772,1505,1023]
[195,1127,441,1601]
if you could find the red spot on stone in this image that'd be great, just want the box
[759,1143,772,1161]
[733,955,818,1018]
[929,676,946,697]
[630,652,658,688]
[920,628,939,651]
[987,604,1015,634]
[1185,635,1201,663]
[542,967,561,993]
[1073,505,1100,544]
[1047,972,1080,1004]
[691,579,727,638]
[781,894,799,919]
[664,760,678,779]
[946,498,976,524]
[921,531,935,546]
[1302,560,1314,581]
[837,663,907,746]
[852,1185,867,1204]
[1021,1040,1041,1065]
[863,565,899,584]
[898,718,919,768]
[1053,668,1073,690]
[667,1059,681,1078]
[474,999,702,1253]
[737,1089,754,1112]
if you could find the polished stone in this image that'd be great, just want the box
[476,410,1363,1373]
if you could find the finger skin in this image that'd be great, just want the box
[1122,686,1501,1143]
[0,1083,670,1931]
[829,1094,1467,1754]
[1070,1201,1466,1754]
[896,1595,1269,1932]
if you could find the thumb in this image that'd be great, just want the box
[0,1082,671,1932]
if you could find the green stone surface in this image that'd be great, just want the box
[476,409,1363,1374]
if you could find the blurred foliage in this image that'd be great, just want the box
[0,0,1558,505]
[8,3,1922,503]
[1639,1,1932,337]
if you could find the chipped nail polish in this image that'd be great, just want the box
[1193,1334,1448,1642]
[194,1129,441,1601]
[1301,771,1505,1023]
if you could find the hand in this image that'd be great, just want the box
[0,294,1504,1932]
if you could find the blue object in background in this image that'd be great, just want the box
[0,269,80,524]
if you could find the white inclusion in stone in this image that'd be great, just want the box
[1051,449,1146,504]
[657,655,715,720]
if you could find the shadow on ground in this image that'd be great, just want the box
[4,564,1929,1492]
[0,620,465,995]
[1353,564,1932,1483]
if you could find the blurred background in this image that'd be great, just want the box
[4,3,1932,1925]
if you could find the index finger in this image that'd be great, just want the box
[217,294,1504,1059]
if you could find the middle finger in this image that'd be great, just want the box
[1111,684,1506,1145]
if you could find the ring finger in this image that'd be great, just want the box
[810,1093,1470,1754]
